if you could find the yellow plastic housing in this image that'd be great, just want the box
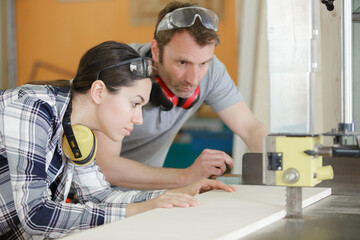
[275,136,333,187]
[62,125,97,165]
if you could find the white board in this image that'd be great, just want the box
[62,185,331,240]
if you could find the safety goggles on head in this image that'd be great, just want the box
[156,6,219,35]
[96,57,153,80]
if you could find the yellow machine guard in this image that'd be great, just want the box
[275,136,333,187]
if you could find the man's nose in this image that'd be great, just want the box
[185,66,201,86]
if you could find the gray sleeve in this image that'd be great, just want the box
[128,42,151,57]
[203,56,243,113]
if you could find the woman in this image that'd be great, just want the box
[0,41,235,239]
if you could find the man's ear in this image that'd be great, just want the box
[151,39,160,63]
[90,80,106,104]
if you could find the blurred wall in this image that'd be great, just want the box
[1,0,15,90]
[15,0,238,86]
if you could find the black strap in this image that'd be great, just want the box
[62,100,82,158]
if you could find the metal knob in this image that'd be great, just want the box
[282,168,300,184]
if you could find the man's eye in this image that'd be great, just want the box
[201,61,209,67]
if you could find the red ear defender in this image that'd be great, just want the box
[150,76,199,111]
[178,86,200,109]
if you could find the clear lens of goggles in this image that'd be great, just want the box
[96,57,152,80]
[129,58,153,77]
[156,6,219,34]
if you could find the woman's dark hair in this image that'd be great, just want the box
[29,41,146,94]
[154,1,220,63]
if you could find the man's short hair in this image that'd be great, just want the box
[154,1,220,63]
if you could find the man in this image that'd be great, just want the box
[95,1,268,190]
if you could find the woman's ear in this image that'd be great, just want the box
[90,80,106,104]
[151,39,160,63]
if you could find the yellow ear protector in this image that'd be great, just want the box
[62,101,97,165]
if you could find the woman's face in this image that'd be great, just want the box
[97,78,152,142]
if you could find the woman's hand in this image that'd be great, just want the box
[126,179,236,217]
[126,191,200,217]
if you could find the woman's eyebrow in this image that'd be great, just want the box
[137,95,145,102]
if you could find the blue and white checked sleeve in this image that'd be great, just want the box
[70,161,164,223]
[2,91,164,239]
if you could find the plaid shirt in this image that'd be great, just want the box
[0,85,163,239]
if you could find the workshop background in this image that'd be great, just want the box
[1,0,359,173]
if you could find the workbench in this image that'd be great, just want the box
[243,194,360,240]
[62,185,330,240]
[61,153,360,239]
[241,153,360,240]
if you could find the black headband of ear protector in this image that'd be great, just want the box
[62,100,82,159]
[62,100,97,165]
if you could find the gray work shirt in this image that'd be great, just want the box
[121,43,243,168]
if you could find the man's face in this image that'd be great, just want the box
[154,31,216,98]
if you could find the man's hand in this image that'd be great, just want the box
[169,178,237,196]
[153,178,236,208]
[184,149,234,181]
